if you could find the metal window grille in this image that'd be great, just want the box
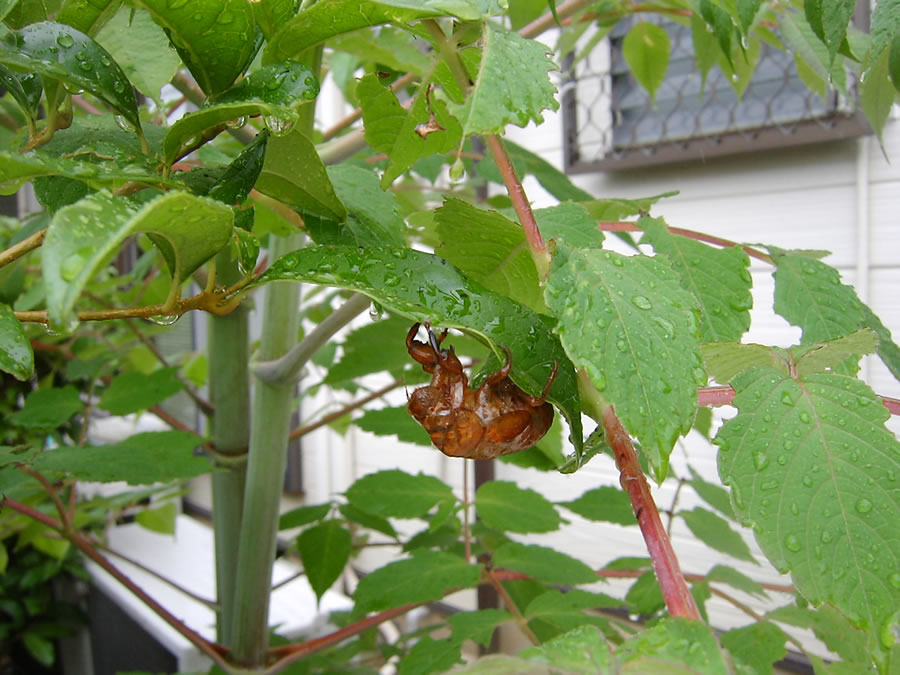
[562,10,870,172]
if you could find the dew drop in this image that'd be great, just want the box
[113,80,126,93]
[802,475,814,488]
[890,572,900,589]
[631,295,652,310]
[784,534,801,552]
[368,301,383,321]
[56,34,75,49]
[761,479,778,491]
[615,339,628,353]
[781,391,794,406]
[263,115,295,136]
[855,498,873,514]
[799,411,811,424]
[790,502,799,515]
[752,449,769,471]
[149,314,179,326]
[652,315,674,337]
[114,114,131,132]
[776,454,788,465]
[593,371,607,392]
[227,116,247,129]
[60,253,86,281]
[78,60,93,71]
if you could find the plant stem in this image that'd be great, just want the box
[486,567,539,645]
[287,378,404,441]
[0,228,46,268]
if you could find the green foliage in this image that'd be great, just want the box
[474,481,562,534]
[622,21,670,104]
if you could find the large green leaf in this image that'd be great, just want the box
[622,21,670,104]
[56,0,122,36]
[398,637,463,675]
[448,21,558,136]
[297,520,352,602]
[345,469,452,519]
[162,62,318,165]
[493,542,597,586]
[97,367,184,415]
[545,245,701,480]
[9,385,82,429]
[0,303,33,381]
[134,0,260,96]
[860,44,895,140]
[42,190,233,331]
[251,245,584,457]
[617,617,728,673]
[641,217,752,342]
[32,430,210,484]
[716,367,900,647]
[474,481,562,534]
[0,21,141,131]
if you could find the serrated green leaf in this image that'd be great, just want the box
[475,481,562,534]
[558,486,635,526]
[804,0,856,64]
[94,8,179,99]
[533,202,604,250]
[297,520,352,602]
[448,22,558,136]
[0,21,141,131]
[622,22,670,105]
[0,303,33,380]
[353,550,480,613]
[860,303,900,382]
[545,245,701,480]
[134,501,177,535]
[767,603,871,666]
[200,130,269,205]
[721,621,789,674]
[448,609,511,647]
[253,128,344,221]
[9,385,83,429]
[324,164,406,248]
[32,430,210,484]
[338,502,397,539]
[162,63,317,165]
[525,589,621,628]
[97,367,183,415]
[706,563,767,598]
[134,0,259,96]
[690,11,719,94]
[493,542,596,585]
[42,190,233,331]
[56,0,121,36]
[398,636,463,675]
[870,0,900,65]
[640,217,752,342]
[679,506,757,564]
[434,198,543,313]
[345,469,453,519]
[701,341,788,384]
[617,617,727,672]
[251,245,583,457]
[686,466,735,520]
[278,503,331,530]
[355,406,433,447]
[781,11,849,95]
[792,329,880,377]
[520,625,614,674]
[860,44,895,139]
[716,367,900,644]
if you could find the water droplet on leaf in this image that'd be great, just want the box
[56,34,75,49]
[753,449,769,471]
[784,534,801,552]
[855,498,873,514]
[631,295,652,310]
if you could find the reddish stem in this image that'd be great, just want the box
[697,385,736,407]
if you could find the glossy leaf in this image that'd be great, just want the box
[352,550,481,614]
[617,617,727,673]
[448,21,558,136]
[870,0,900,64]
[0,65,42,121]
[448,609,511,647]
[736,0,762,34]
[43,190,232,329]
[192,130,269,205]
[534,202,604,250]
[33,430,209,484]
[134,0,259,96]
[716,367,900,643]
[721,621,788,674]
[679,507,757,564]
[252,245,583,457]
[322,165,406,248]
[251,0,299,41]
[475,481,562,534]
[493,542,597,586]
[0,303,33,381]
[355,406,433,447]
[622,22,670,104]
[135,501,177,535]
[278,503,331,530]
[345,469,452,519]
[545,245,701,479]
[97,367,184,415]
[9,386,83,429]
[0,21,141,131]
[520,625,614,674]
[162,62,317,164]
[558,486,635,526]
[640,217,752,342]
[56,0,122,36]
[297,520,352,602]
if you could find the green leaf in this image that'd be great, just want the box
[297,520,352,602]
[189,130,269,205]
[534,202,604,250]
[251,0,298,41]
[736,0,762,34]
[134,0,259,96]
[622,22,670,105]
[94,8,179,99]
[520,625,614,674]
[545,245,702,480]
[0,21,141,132]
[617,617,727,673]
[0,303,33,380]
[162,62,318,165]
[625,570,664,615]
[352,550,481,613]
[42,190,233,331]
[3,0,64,29]
[860,303,900,381]
[706,564,767,598]
[792,329,880,377]
[493,542,597,586]
[9,386,83,429]
[323,164,406,248]
[581,191,679,221]
[448,609,511,647]
[434,198,543,313]
[345,469,453,519]
[679,506,757,564]
[697,0,735,67]
[56,0,122,36]
[891,33,900,94]
[22,632,55,668]
[278,503,331,530]
[324,315,413,386]
[860,44,895,139]
[252,245,583,457]
[716,367,900,644]
[721,621,789,675]
[0,65,42,121]
[767,603,871,666]
[870,0,900,64]
[253,128,344,221]
[134,501,177,535]
[355,406,433,447]
[701,341,788,384]
[476,139,592,203]
[686,466,735,520]
[32,430,210,484]
[640,218,752,342]
[448,22,559,136]
[338,502,397,539]
[97,367,183,415]
[804,0,857,64]
[524,589,621,630]
[475,481,562,534]
[398,636,463,675]
[558,486,635,526]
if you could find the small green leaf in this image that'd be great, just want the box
[622,22,670,105]
[448,22,558,136]
[345,469,453,519]
[625,570,664,615]
[698,0,735,67]
[98,367,183,415]
[0,21,141,132]
[475,481,562,534]
[617,617,728,673]
[736,0,762,34]
[33,430,210,484]
[679,506,757,564]
[448,609,511,647]
[324,164,406,248]
[135,501,177,535]
[534,202,604,250]
[0,303,33,380]
[477,139,593,203]
[870,0,900,63]
[352,550,481,614]
[792,329,879,377]
[297,520,352,602]
[56,0,122,36]
[706,564,767,598]
[0,65,42,122]
[558,486,635,526]
[493,542,596,586]
[279,503,331,530]
[192,130,269,205]
[860,44,895,140]
[22,632,55,667]
[251,0,299,41]
[134,0,260,96]
[520,625,613,674]
[338,503,397,539]
[701,341,788,384]
[525,589,621,629]
[686,466,735,520]
[721,621,789,674]
[355,407,433,447]
[398,636,463,675]
[9,386,83,430]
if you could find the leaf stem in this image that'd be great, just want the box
[0,228,46,268]
[485,566,539,645]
